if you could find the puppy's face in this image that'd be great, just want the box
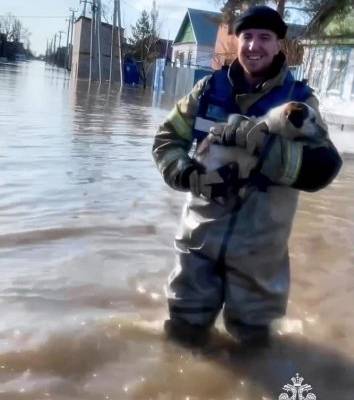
[284,102,309,128]
[283,102,327,140]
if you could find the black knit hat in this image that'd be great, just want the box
[235,6,287,39]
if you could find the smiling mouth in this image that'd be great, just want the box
[247,55,262,60]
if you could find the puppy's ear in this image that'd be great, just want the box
[285,103,309,129]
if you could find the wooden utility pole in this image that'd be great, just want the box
[53,33,57,54]
[151,0,158,37]
[53,33,57,63]
[45,38,49,62]
[96,0,103,84]
[117,0,123,86]
[58,31,64,49]
[69,9,75,70]
[81,0,88,17]
[164,31,170,61]
[57,30,65,67]
[109,0,117,84]
[89,1,96,82]
[49,37,53,61]
[109,0,123,86]
[66,17,71,69]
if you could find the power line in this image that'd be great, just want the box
[0,15,68,19]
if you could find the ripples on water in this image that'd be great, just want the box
[0,61,353,399]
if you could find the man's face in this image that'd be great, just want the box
[237,29,281,78]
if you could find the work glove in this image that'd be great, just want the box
[209,116,269,156]
[209,114,252,146]
[243,122,269,155]
[187,162,239,201]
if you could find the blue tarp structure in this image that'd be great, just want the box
[124,59,139,85]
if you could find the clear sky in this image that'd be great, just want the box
[0,0,220,55]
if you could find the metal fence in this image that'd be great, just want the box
[153,59,213,98]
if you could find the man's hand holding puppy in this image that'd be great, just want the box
[208,101,327,160]
[209,115,268,156]
[187,162,240,201]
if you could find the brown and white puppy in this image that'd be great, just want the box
[196,101,327,180]
[265,101,326,141]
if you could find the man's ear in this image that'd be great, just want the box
[276,40,281,53]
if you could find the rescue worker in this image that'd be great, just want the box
[152,6,342,346]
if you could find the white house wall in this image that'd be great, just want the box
[172,43,197,67]
[196,45,215,68]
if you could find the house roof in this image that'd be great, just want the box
[174,8,221,46]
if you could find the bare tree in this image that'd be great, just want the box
[151,0,159,37]
[0,13,14,41]
[10,18,22,42]
[0,13,30,44]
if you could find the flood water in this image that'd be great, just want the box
[0,61,353,400]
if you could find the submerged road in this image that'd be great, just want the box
[0,60,353,400]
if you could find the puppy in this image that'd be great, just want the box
[265,101,326,141]
[196,101,327,180]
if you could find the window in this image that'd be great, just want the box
[327,47,350,94]
[179,52,185,66]
[174,50,184,67]
[309,47,325,90]
[187,50,192,66]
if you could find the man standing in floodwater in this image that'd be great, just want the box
[152,6,342,346]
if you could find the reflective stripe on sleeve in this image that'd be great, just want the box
[166,106,193,141]
[194,117,215,134]
[280,141,303,186]
[159,147,189,175]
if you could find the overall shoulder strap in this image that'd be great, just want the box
[194,69,240,142]
[198,69,236,116]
